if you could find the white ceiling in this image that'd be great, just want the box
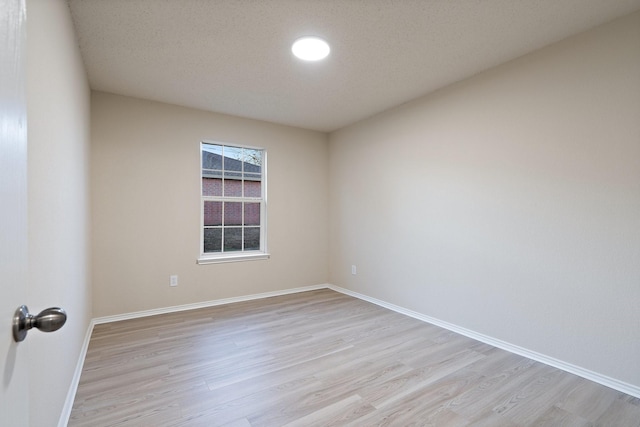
[67,0,640,132]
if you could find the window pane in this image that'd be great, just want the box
[224,227,242,251]
[203,201,222,226]
[243,149,262,174]
[224,202,242,226]
[224,146,243,171]
[223,174,242,197]
[244,203,260,226]
[202,144,223,171]
[204,228,222,252]
[244,174,261,197]
[203,177,222,196]
[244,227,260,250]
[202,144,223,196]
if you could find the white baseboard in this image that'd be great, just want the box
[58,282,639,426]
[327,284,640,399]
[58,320,95,427]
[58,284,330,425]
[92,284,329,325]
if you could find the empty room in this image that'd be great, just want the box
[1,0,639,426]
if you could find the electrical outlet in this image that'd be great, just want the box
[351,265,357,275]
[170,275,178,287]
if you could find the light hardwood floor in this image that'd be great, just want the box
[69,289,640,426]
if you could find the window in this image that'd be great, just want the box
[198,141,268,264]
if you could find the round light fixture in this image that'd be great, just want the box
[291,36,330,61]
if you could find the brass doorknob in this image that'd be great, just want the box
[12,305,67,342]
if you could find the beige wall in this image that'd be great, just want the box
[23,5,638,421]
[91,92,329,317]
[329,11,640,388]
[26,0,92,426]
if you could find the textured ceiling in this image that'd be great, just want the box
[67,0,640,132]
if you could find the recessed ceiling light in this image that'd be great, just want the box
[291,36,330,61]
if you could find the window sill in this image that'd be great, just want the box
[197,252,270,265]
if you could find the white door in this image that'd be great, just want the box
[0,0,29,425]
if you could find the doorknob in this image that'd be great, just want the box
[12,305,67,342]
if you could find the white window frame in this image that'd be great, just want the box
[197,140,269,264]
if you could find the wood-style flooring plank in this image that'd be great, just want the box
[69,289,638,426]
